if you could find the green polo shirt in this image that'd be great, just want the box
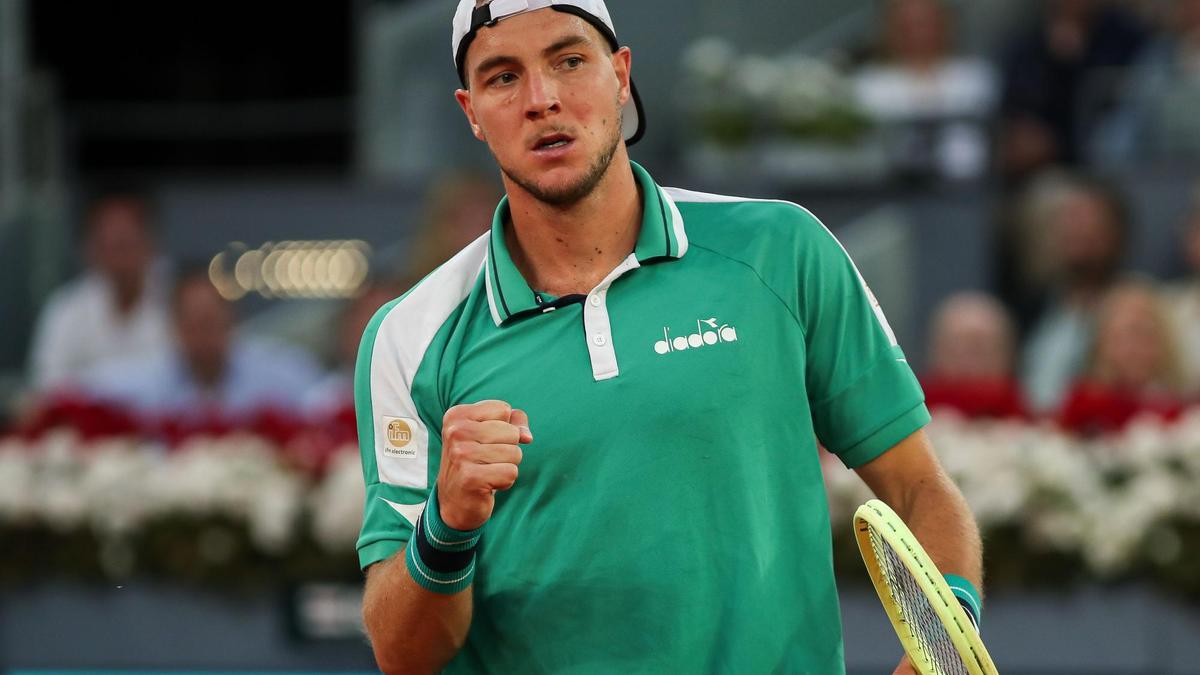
[355,161,929,673]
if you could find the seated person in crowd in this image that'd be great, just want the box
[1094,0,1200,162]
[28,190,171,391]
[393,170,501,288]
[80,266,322,429]
[853,0,996,179]
[997,0,1148,182]
[1163,186,1200,392]
[1020,173,1129,414]
[921,292,1027,419]
[1058,281,1187,435]
[302,281,400,416]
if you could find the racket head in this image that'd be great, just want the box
[853,499,998,675]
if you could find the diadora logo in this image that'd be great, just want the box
[653,317,739,355]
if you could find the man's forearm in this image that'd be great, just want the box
[362,549,473,674]
[893,468,983,592]
[855,430,984,592]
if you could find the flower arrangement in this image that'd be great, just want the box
[3,410,1200,595]
[0,430,364,587]
[679,37,871,147]
[827,411,1200,597]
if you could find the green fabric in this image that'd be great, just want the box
[354,281,460,567]
[354,162,929,673]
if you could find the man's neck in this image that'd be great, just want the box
[503,152,642,297]
[188,358,227,391]
[113,280,143,316]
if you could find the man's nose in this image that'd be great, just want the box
[524,71,561,121]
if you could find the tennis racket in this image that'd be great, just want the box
[853,499,998,675]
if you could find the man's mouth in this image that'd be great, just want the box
[533,134,574,151]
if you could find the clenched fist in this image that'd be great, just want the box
[437,400,532,531]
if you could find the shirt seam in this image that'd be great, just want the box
[689,242,807,344]
[810,351,905,409]
[838,402,928,466]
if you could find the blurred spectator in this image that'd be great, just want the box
[392,171,501,288]
[921,292,1027,419]
[1161,185,1200,391]
[998,0,1148,182]
[1019,173,1129,413]
[853,0,997,180]
[27,191,171,391]
[79,266,322,426]
[302,282,400,415]
[1058,281,1187,434]
[1093,0,1200,162]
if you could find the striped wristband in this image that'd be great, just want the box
[405,486,481,595]
[943,573,982,632]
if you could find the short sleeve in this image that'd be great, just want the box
[354,299,444,570]
[795,209,929,468]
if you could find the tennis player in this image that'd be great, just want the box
[356,1,984,672]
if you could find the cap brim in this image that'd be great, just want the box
[623,79,645,146]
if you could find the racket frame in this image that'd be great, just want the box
[853,498,998,675]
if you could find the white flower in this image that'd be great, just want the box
[310,447,367,553]
[682,37,737,83]
[734,55,784,105]
[248,473,303,554]
[79,439,158,536]
[0,441,36,520]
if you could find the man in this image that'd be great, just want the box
[356,1,983,673]
[29,190,171,391]
[83,266,322,423]
[1019,174,1128,413]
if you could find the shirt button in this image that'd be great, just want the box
[589,294,601,306]
[592,334,607,346]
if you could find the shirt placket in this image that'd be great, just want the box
[582,254,641,381]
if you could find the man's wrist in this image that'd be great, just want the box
[943,573,982,631]
[425,486,483,550]
[405,486,482,594]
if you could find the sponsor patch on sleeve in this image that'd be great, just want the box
[377,415,428,487]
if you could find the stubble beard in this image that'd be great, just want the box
[498,109,623,207]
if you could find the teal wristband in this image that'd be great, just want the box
[943,573,982,631]
[404,486,482,595]
[422,486,483,552]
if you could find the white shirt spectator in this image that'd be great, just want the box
[29,265,172,391]
[81,336,324,421]
[302,368,354,416]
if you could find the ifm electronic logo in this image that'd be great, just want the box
[654,317,739,354]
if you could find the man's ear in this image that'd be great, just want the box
[455,88,487,141]
[612,46,632,106]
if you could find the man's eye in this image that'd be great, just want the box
[563,56,583,68]
[491,72,516,86]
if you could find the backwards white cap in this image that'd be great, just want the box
[451,0,645,145]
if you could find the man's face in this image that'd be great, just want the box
[1053,190,1120,283]
[174,278,233,379]
[86,199,154,289]
[455,9,631,206]
[887,0,949,64]
[930,303,1012,380]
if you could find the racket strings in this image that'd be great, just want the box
[869,524,969,675]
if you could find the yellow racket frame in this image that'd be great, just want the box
[853,499,998,675]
